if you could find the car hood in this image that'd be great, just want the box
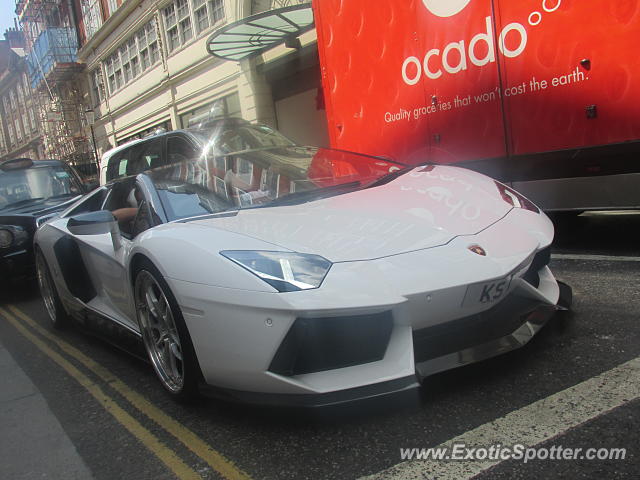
[0,195,81,217]
[189,166,512,262]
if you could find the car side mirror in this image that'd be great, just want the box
[67,210,122,250]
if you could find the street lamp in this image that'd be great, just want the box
[84,107,100,172]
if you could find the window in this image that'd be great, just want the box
[105,57,115,93]
[29,108,37,131]
[146,23,160,64]
[9,91,17,110]
[180,17,193,45]
[167,135,199,163]
[107,0,118,15]
[105,149,134,182]
[114,67,123,90]
[121,139,164,178]
[116,121,171,146]
[65,187,109,217]
[90,69,105,105]
[210,0,225,23]
[163,3,182,52]
[129,39,140,77]
[16,85,25,106]
[237,158,254,185]
[104,19,161,95]
[163,0,225,53]
[135,139,163,171]
[167,24,180,52]
[22,74,30,95]
[7,122,15,146]
[120,43,131,83]
[81,0,103,40]
[15,118,22,141]
[21,114,29,137]
[193,0,209,32]
[179,92,241,128]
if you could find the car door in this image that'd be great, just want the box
[63,178,148,332]
[41,187,117,318]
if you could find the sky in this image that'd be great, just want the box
[0,5,19,37]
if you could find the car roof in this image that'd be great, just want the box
[30,159,67,167]
[0,158,66,170]
[100,130,199,163]
[101,137,149,162]
[101,117,251,164]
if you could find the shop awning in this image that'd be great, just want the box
[206,4,315,62]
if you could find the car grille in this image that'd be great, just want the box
[269,311,393,376]
[412,294,550,363]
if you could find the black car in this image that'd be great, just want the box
[0,158,86,281]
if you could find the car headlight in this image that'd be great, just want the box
[220,251,332,292]
[0,226,29,248]
[0,229,13,248]
[495,181,540,213]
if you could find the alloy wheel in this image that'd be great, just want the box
[135,270,185,393]
[36,252,57,324]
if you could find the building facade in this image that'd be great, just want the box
[76,0,328,159]
[14,0,96,177]
[0,27,44,162]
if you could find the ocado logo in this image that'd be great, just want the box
[422,0,472,18]
[405,0,563,85]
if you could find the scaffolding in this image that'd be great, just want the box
[16,0,93,170]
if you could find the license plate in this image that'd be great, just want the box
[462,275,513,307]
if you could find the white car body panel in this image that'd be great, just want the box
[189,166,513,262]
[162,206,557,394]
[35,163,563,404]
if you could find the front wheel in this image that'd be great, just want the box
[35,249,69,329]
[134,261,200,400]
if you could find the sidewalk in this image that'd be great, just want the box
[0,340,94,480]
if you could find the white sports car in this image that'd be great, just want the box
[34,129,570,405]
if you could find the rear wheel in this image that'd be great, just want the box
[35,249,69,329]
[134,261,200,400]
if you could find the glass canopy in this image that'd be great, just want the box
[206,4,314,61]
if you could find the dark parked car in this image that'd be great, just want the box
[0,158,85,281]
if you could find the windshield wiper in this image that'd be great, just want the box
[2,197,45,210]
[261,181,363,207]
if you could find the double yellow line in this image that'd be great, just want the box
[0,304,252,480]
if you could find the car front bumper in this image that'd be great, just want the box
[195,274,564,407]
[0,248,34,280]
[170,209,566,404]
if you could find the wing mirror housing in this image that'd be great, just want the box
[67,210,122,250]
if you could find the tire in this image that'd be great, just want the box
[35,249,69,329]
[133,259,201,400]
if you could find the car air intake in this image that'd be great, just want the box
[522,246,551,288]
[269,312,393,376]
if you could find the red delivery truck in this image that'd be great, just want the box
[313,0,640,211]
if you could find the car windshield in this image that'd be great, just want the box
[0,165,82,210]
[147,147,406,221]
[189,120,296,155]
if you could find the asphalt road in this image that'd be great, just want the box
[1,211,638,480]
